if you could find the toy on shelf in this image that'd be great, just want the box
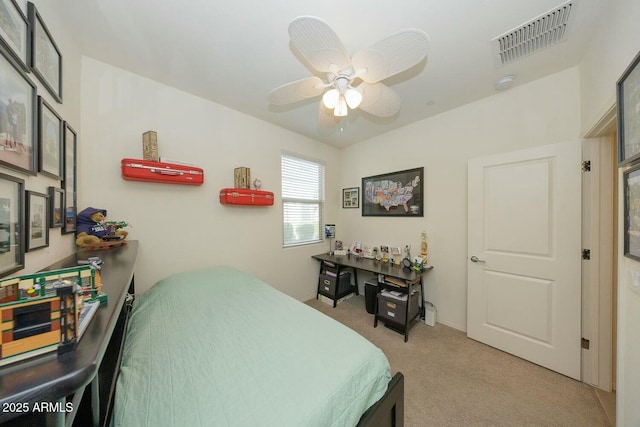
[234,167,250,189]
[75,207,129,249]
[0,265,102,366]
[405,231,429,272]
[142,131,158,161]
[221,167,273,206]
[77,256,106,302]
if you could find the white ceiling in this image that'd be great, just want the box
[56,0,606,149]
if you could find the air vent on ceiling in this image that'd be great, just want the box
[491,1,575,67]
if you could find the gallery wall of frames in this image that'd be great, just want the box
[0,1,77,277]
[617,49,640,266]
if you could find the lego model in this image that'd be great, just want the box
[0,265,101,366]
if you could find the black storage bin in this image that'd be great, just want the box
[318,272,352,298]
[365,279,379,314]
[377,291,420,326]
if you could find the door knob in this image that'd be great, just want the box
[470,255,486,263]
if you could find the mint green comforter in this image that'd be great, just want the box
[112,266,391,427]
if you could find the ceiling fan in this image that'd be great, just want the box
[268,16,430,123]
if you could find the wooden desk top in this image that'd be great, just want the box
[0,241,138,422]
[312,252,432,281]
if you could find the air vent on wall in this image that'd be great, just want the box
[491,1,574,67]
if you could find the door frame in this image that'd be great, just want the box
[582,104,616,391]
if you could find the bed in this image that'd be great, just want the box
[112,266,404,427]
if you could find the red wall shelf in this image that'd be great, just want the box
[219,188,274,206]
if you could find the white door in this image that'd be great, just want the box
[467,141,582,380]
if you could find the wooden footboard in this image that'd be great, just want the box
[356,372,404,427]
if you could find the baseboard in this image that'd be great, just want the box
[594,388,615,427]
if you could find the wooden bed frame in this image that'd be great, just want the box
[357,372,404,427]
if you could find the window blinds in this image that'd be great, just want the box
[281,154,324,247]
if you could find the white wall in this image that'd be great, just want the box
[580,0,640,137]
[340,67,582,331]
[579,0,640,424]
[79,57,341,299]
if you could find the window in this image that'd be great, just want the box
[281,153,325,247]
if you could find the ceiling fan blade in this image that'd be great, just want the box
[357,83,402,117]
[288,16,352,73]
[268,76,325,105]
[352,29,430,83]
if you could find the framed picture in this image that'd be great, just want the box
[25,190,48,251]
[0,47,37,175]
[624,163,640,260]
[28,2,62,102]
[362,167,424,217]
[62,121,77,234]
[0,0,29,71]
[342,187,359,208]
[48,186,63,228]
[0,173,24,277]
[617,50,640,165]
[38,96,62,179]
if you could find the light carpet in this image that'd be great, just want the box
[306,295,609,427]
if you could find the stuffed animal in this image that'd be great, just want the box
[75,207,129,247]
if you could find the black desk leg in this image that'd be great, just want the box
[373,295,379,328]
[404,293,410,342]
[419,279,425,319]
[316,263,323,301]
[332,265,341,308]
[353,268,359,296]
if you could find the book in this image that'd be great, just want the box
[384,277,408,287]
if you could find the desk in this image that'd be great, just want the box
[312,253,432,341]
[0,241,138,427]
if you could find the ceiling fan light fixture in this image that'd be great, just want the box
[344,88,363,109]
[270,16,431,126]
[322,89,340,109]
[334,96,348,116]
